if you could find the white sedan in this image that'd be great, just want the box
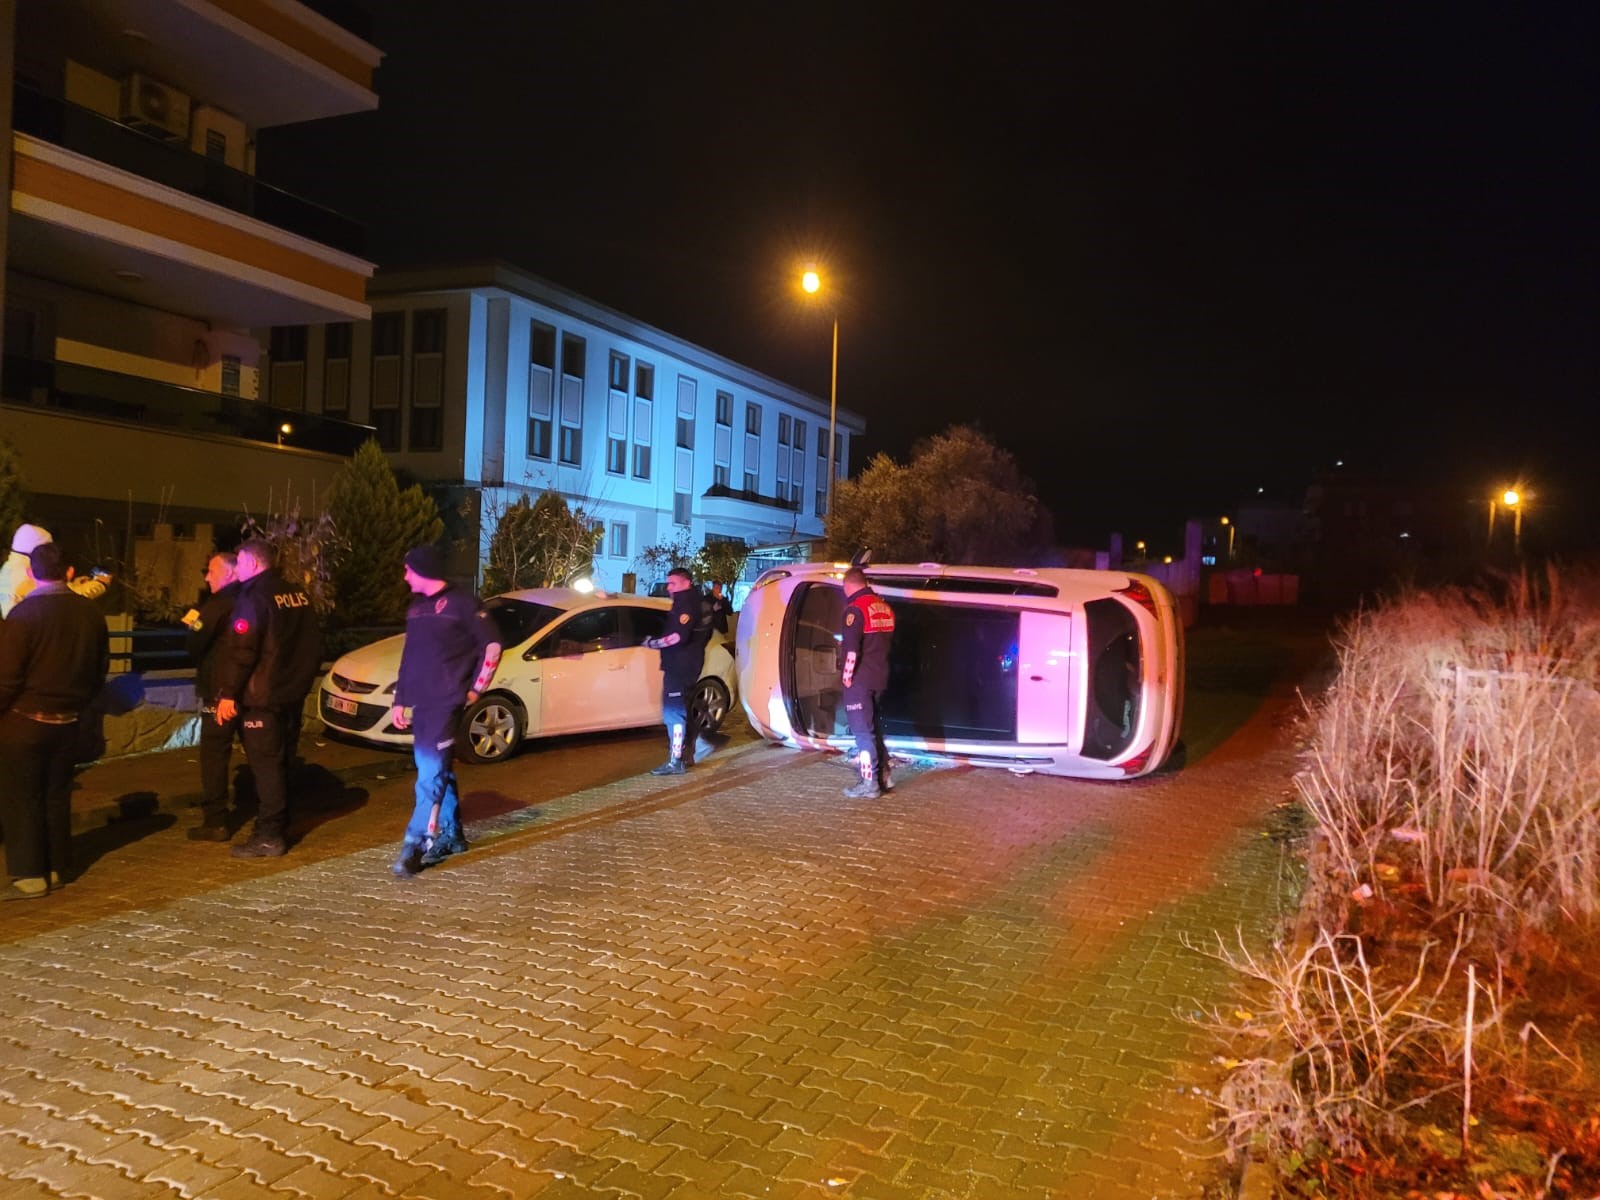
[736,563,1184,779]
[319,587,738,763]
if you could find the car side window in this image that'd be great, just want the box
[532,607,623,657]
[625,608,668,642]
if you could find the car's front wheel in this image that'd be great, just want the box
[688,677,732,733]
[458,694,525,763]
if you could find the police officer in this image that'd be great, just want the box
[185,551,241,841]
[214,538,322,858]
[389,545,501,878]
[839,566,895,798]
[645,566,711,775]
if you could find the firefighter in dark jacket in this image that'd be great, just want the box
[839,566,895,798]
[213,538,322,858]
[184,551,241,841]
[644,567,711,775]
[0,542,109,900]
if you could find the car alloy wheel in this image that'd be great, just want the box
[688,677,731,733]
[459,695,524,763]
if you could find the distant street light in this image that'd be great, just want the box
[1488,486,1525,554]
[799,265,837,516]
[277,422,293,446]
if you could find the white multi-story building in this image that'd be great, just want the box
[261,262,865,591]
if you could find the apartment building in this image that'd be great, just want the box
[261,262,864,592]
[0,0,381,583]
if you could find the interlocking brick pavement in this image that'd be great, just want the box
[1,629,1313,1198]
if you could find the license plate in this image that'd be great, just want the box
[326,695,359,716]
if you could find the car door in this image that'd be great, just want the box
[1016,609,1075,744]
[619,607,670,725]
[529,606,625,734]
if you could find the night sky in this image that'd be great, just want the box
[262,1,1599,549]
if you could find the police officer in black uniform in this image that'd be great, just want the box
[839,566,896,798]
[214,538,322,858]
[185,550,241,841]
[645,567,711,775]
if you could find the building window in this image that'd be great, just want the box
[714,464,729,488]
[715,391,732,426]
[558,332,585,466]
[268,325,307,412]
[323,322,351,414]
[408,308,445,452]
[220,355,241,398]
[778,413,791,446]
[676,414,694,449]
[528,320,555,460]
[745,402,761,436]
[370,311,403,450]
[744,469,758,494]
[608,351,628,391]
[817,486,828,517]
[673,492,691,527]
[816,425,828,457]
[610,523,629,559]
[633,443,651,479]
[635,362,654,400]
[607,360,628,477]
[607,437,627,474]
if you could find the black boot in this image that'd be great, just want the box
[392,840,424,877]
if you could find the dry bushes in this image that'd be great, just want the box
[1213,568,1600,1183]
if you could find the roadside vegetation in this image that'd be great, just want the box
[1213,569,1600,1196]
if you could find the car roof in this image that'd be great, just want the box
[492,587,669,612]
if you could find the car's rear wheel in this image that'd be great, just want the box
[688,677,732,733]
[458,694,525,763]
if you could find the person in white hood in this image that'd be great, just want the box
[0,525,109,618]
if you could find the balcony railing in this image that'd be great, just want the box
[12,83,365,256]
[2,355,374,457]
[703,483,802,513]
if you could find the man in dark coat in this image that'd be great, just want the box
[214,538,322,859]
[389,544,501,878]
[644,567,711,776]
[185,551,241,840]
[839,567,895,798]
[0,542,109,899]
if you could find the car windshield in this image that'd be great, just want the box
[1081,597,1142,759]
[482,597,566,647]
[783,583,1019,743]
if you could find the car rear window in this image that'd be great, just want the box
[1082,597,1142,760]
[483,597,565,647]
[783,583,1019,744]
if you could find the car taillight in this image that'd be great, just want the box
[1118,745,1154,775]
[1115,579,1159,618]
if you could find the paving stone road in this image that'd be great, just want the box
[0,628,1312,1199]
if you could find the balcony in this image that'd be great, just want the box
[2,354,374,457]
[13,83,364,256]
[703,483,802,513]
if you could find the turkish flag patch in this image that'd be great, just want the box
[233,618,250,634]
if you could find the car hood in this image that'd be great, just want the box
[328,634,404,687]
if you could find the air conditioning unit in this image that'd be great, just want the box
[190,104,248,171]
[120,73,190,139]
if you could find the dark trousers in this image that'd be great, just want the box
[661,673,700,762]
[238,706,290,841]
[198,707,240,824]
[844,685,887,776]
[0,711,78,879]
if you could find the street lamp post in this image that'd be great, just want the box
[801,268,837,516]
[1488,487,1523,554]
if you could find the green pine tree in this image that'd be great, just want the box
[483,491,601,595]
[0,436,27,554]
[326,439,444,624]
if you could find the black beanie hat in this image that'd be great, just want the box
[404,544,447,581]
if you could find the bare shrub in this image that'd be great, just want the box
[1296,568,1600,939]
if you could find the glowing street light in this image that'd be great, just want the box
[1488,486,1525,553]
[799,264,838,515]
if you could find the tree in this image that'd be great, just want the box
[633,532,694,590]
[326,439,443,624]
[826,425,1045,564]
[693,539,751,590]
[240,502,342,616]
[0,436,26,555]
[482,491,602,595]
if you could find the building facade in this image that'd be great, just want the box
[1,0,381,591]
[262,263,864,593]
